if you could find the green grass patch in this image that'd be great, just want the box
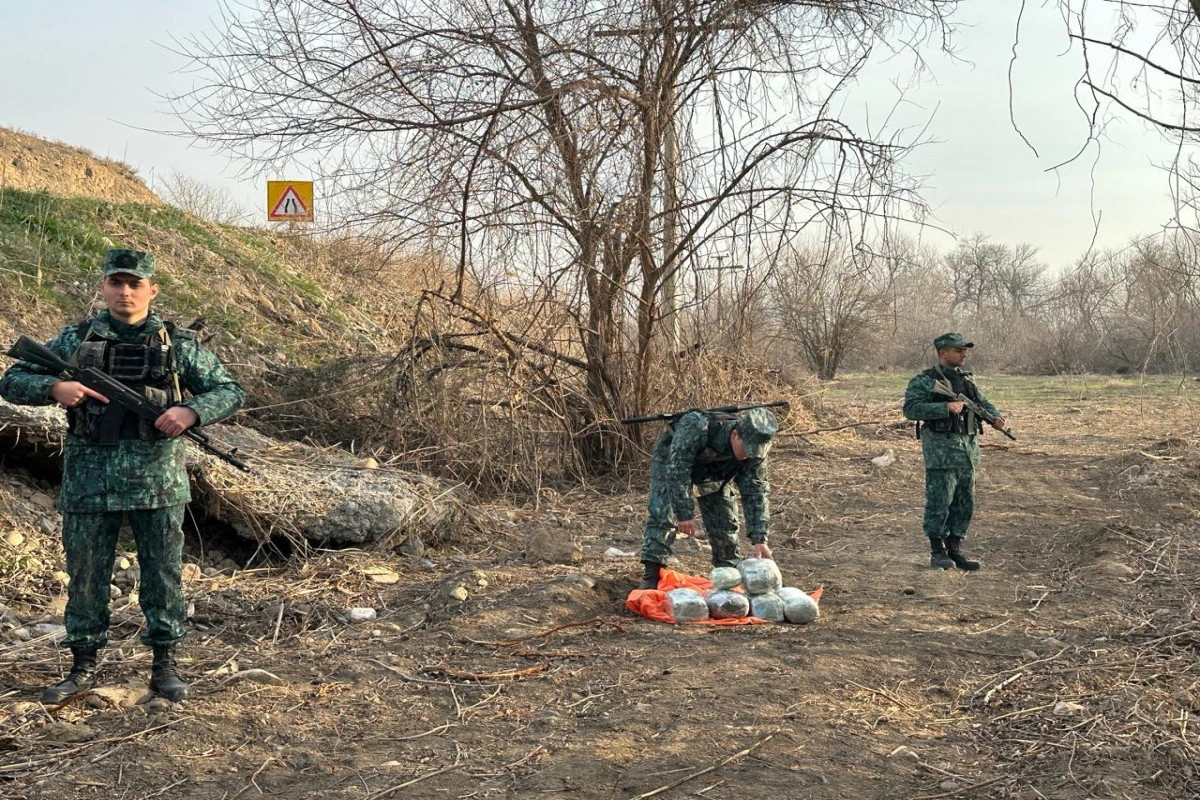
[818,371,1195,407]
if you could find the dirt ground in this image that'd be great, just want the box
[0,126,161,206]
[3,373,1200,799]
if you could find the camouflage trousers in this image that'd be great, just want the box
[61,505,187,649]
[641,479,741,569]
[922,466,976,541]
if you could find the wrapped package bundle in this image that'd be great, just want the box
[750,592,786,622]
[709,566,742,590]
[706,589,750,620]
[777,587,820,624]
[737,558,783,595]
[665,588,710,623]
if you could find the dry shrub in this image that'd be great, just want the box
[259,286,821,494]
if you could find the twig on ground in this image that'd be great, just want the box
[907,775,1006,800]
[627,733,775,800]
[846,680,913,709]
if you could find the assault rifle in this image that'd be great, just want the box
[6,336,251,471]
[620,400,788,426]
[930,380,1016,441]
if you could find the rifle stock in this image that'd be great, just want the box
[930,380,1016,441]
[620,399,788,426]
[6,335,251,471]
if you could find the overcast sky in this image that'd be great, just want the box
[0,1,1183,270]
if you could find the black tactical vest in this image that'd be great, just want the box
[666,411,762,485]
[920,366,984,436]
[67,319,183,444]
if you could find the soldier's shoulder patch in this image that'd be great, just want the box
[162,320,196,341]
[63,318,90,337]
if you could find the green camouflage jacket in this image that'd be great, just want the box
[0,311,245,511]
[902,367,1001,469]
[658,411,771,542]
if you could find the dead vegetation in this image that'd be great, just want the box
[3,379,1200,799]
[0,127,159,207]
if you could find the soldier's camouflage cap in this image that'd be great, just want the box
[735,408,779,459]
[102,249,155,279]
[933,332,973,350]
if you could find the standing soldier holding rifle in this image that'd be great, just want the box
[0,248,245,704]
[903,333,1010,571]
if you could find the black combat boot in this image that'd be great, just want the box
[929,538,955,570]
[41,647,98,704]
[637,561,663,590]
[945,537,981,571]
[149,645,190,702]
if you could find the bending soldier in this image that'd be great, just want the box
[637,407,779,589]
[0,249,245,703]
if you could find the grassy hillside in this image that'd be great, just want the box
[0,186,435,374]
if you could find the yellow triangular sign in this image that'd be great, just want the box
[270,185,309,219]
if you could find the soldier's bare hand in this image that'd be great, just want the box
[675,519,698,538]
[50,381,108,408]
[155,406,199,438]
[946,401,965,414]
[752,542,773,560]
[991,416,1006,430]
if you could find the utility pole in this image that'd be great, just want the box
[595,15,743,351]
[661,73,682,350]
[596,15,690,351]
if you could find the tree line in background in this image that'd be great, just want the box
[740,230,1200,379]
[157,0,1200,482]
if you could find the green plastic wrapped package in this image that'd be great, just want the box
[665,588,710,624]
[710,566,742,590]
[777,587,819,624]
[706,589,750,619]
[737,558,782,595]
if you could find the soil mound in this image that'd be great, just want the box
[0,127,161,206]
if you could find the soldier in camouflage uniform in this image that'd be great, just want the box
[0,249,245,703]
[903,333,1006,571]
[636,407,779,589]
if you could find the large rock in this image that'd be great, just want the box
[0,402,474,549]
[191,425,473,546]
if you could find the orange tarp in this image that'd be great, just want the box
[626,566,823,625]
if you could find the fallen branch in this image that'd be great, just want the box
[460,616,626,647]
[846,679,913,710]
[364,763,463,800]
[907,775,1006,800]
[627,733,776,800]
[419,662,549,681]
[780,421,889,437]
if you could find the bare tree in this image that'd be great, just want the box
[1050,3,1200,229]
[156,171,247,225]
[773,244,894,380]
[941,233,1045,315]
[173,0,956,470]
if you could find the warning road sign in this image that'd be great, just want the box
[267,181,314,222]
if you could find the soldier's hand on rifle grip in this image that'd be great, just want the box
[946,400,965,415]
[991,416,1007,430]
[155,406,199,438]
[50,381,109,408]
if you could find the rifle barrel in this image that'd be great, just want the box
[620,400,788,426]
